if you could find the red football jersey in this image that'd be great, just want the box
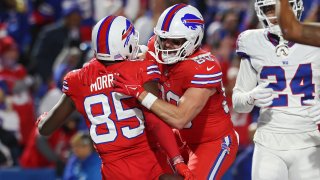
[147,36,234,144]
[62,58,161,163]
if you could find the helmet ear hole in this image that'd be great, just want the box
[129,45,132,53]
[194,36,199,46]
[122,30,125,35]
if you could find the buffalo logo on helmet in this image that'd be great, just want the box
[181,14,204,30]
[122,19,135,47]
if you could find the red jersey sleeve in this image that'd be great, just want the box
[143,110,180,159]
[184,56,223,89]
[140,60,161,83]
[62,69,80,96]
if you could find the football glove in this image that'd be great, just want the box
[303,99,320,125]
[80,62,95,86]
[172,155,194,180]
[80,61,109,86]
[248,83,274,108]
[113,73,145,98]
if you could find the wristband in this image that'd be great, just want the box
[172,155,184,165]
[141,93,158,109]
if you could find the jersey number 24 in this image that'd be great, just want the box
[260,63,315,107]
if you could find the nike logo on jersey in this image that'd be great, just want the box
[207,66,215,71]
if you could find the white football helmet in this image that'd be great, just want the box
[255,0,304,35]
[91,15,139,61]
[154,4,204,64]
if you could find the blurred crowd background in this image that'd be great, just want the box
[0,0,319,179]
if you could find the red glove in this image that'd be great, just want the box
[113,73,145,98]
[79,62,95,86]
[172,155,195,180]
[174,162,194,180]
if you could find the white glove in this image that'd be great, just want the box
[248,83,274,108]
[303,99,320,125]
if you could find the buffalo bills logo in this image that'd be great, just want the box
[122,20,135,47]
[181,14,204,30]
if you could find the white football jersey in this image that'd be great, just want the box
[236,29,320,133]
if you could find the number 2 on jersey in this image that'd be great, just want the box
[260,63,315,106]
[84,93,144,144]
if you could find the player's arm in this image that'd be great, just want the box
[142,81,182,158]
[276,0,320,46]
[38,94,75,136]
[144,110,180,157]
[139,87,214,129]
[142,81,194,179]
[143,110,195,179]
[114,65,214,129]
[232,58,258,113]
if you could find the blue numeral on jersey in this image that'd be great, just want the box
[260,66,287,106]
[290,64,315,104]
[260,64,315,107]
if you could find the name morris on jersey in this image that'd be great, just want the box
[90,74,114,92]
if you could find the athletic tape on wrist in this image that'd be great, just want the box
[172,155,184,165]
[141,93,158,110]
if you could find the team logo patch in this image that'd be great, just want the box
[181,14,204,30]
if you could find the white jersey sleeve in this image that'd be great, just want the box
[232,58,257,113]
[232,31,258,113]
[235,30,250,58]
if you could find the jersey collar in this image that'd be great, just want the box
[265,31,295,48]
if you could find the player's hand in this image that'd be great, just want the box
[80,61,109,86]
[174,162,194,180]
[303,99,320,124]
[172,155,194,180]
[113,73,145,98]
[80,62,95,86]
[248,83,274,107]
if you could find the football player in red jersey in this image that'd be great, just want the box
[37,15,193,180]
[113,4,239,180]
[276,0,320,46]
